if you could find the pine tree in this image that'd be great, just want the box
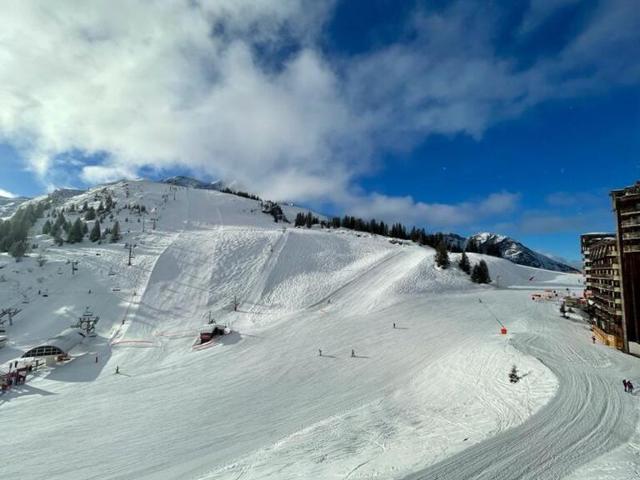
[435,242,450,269]
[458,251,471,274]
[67,218,84,243]
[479,260,491,283]
[471,260,491,284]
[509,365,520,383]
[90,220,101,242]
[110,221,121,243]
[10,240,27,261]
[471,263,481,283]
[85,207,96,221]
[54,212,66,231]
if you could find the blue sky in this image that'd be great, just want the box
[0,0,638,261]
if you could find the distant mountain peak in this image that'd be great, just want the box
[466,232,579,273]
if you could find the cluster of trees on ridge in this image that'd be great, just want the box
[294,212,461,250]
[296,210,492,284]
[0,201,49,261]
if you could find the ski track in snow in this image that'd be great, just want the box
[401,296,639,480]
[0,180,638,480]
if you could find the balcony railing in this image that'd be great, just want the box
[621,218,640,228]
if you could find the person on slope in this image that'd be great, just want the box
[623,379,628,392]
[628,380,634,394]
[351,349,355,358]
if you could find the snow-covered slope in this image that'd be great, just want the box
[467,232,580,273]
[0,180,636,480]
[162,175,224,191]
[0,195,29,218]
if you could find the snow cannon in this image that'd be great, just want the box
[500,327,508,335]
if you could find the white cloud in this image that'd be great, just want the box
[344,191,521,229]
[518,0,582,34]
[0,0,636,230]
[0,188,17,198]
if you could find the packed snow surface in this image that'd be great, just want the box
[0,181,638,480]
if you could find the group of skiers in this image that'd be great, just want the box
[623,379,634,393]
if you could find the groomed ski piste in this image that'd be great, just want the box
[0,180,638,480]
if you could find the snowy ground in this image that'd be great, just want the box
[0,181,638,480]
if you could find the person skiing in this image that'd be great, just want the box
[393,323,396,329]
[351,349,355,358]
[628,380,634,394]
[623,379,628,392]
[115,366,120,374]
[318,349,322,357]
[592,336,596,344]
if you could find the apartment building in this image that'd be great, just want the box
[580,232,622,348]
[611,182,640,354]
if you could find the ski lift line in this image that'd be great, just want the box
[110,339,158,347]
[478,299,505,328]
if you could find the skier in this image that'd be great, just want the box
[592,336,596,344]
[351,349,355,358]
[623,379,628,392]
[628,380,634,394]
[95,355,99,363]
[318,349,322,357]
[115,366,120,374]
[393,323,396,329]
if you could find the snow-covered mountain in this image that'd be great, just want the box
[0,195,29,218]
[465,232,579,273]
[162,175,224,191]
[2,179,638,480]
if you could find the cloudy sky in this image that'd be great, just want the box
[0,0,638,259]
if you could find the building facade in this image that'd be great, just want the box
[581,233,623,348]
[611,182,640,354]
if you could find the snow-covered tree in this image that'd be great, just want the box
[90,220,101,242]
[110,221,121,243]
[9,240,27,261]
[471,260,491,284]
[435,242,450,269]
[458,251,471,274]
[67,218,84,243]
[509,365,520,383]
[85,207,96,221]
